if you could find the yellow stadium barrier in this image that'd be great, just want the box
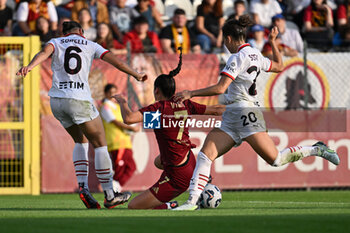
[0,36,41,195]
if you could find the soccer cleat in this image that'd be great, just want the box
[104,191,132,209]
[313,141,340,165]
[167,201,179,209]
[79,186,101,209]
[172,201,199,211]
[208,175,213,184]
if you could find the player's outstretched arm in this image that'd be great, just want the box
[102,52,147,82]
[203,105,226,116]
[112,94,143,124]
[268,26,284,73]
[111,120,140,132]
[16,44,54,77]
[174,75,232,102]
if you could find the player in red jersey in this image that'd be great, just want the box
[112,48,225,209]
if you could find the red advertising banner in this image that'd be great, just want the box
[40,54,350,193]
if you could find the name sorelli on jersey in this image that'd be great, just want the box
[60,38,88,45]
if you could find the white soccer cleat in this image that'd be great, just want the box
[313,141,340,165]
[172,201,199,211]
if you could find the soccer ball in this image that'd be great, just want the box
[199,183,222,208]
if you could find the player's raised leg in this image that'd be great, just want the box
[128,190,160,209]
[128,169,183,210]
[66,124,100,209]
[128,190,179,210]
[245,132,340,166]
[79,116,131,209]
[174,128,235,210]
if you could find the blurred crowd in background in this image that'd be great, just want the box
[1,0,350,56]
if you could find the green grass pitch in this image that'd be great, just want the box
[0,191,349,233]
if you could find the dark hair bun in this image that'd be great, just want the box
[62,21,82,35]
[238,15,253,28]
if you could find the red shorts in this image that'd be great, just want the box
[149,151,196,203]
[109,148,136,186]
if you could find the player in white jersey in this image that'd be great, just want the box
[173,15,340,210]
[17,21,147,209]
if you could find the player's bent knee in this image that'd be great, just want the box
[127,199,135,209]
[127,202,135,209]
[127,197,141,209]
[87,134,107,148]
[200,141,220,161]
[88,141,104,148]
[128,201,141,209]
[200,149,217,161]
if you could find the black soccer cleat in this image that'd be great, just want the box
[104,191,132,209]
[167,201,179,209]
[79,186,101,209]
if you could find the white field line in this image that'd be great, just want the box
[226,201,350,206]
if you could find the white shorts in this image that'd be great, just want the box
[220,100,266,147]
[50,97,99,128]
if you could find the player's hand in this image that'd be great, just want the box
[268,27,279,42]
[16,66,32,77]
[112,94,127,104]
[135,73,148,82]
[174,90,192,102]
[132,124,140,132]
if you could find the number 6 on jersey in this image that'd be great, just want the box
[64,46,82,74]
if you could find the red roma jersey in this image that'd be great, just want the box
[139,99,206,168]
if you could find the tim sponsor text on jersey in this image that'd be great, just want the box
[59,81,84,90]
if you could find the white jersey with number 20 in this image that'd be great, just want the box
[47,34,108,101]
[220,43,272,103]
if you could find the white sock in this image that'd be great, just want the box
[113,180,121,192]
[273,146,319,167]
[73,143,89,189]
[94,146,114,200]
[188,151,212,205]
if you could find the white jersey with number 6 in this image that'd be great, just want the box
[47,33,109,101]
[220,43,272,104]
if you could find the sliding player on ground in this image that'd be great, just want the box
[113,48,225,209]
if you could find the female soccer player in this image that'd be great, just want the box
[16,21,147,209]
[173,15,340,210]
[112,48,225,209]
